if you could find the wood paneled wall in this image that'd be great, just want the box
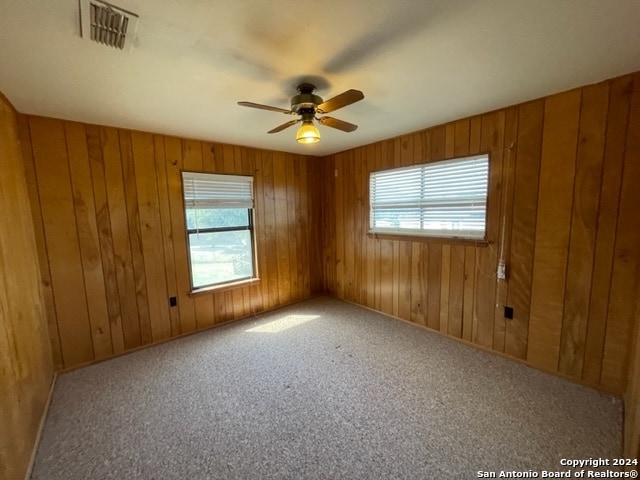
[12,72,640,397]
[0,95,53,480]
[624,264,640,459]
[19,116,323,370]
[322,72,640,394]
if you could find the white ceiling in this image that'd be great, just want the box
[1,0,639,156]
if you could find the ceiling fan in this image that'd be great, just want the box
[237,83,365,144]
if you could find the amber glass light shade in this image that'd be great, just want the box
[296,121,320,144]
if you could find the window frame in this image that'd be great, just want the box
[368,154,490,243]
[181,171,258,292]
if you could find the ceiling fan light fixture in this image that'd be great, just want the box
[238,84,364,144]
[296,121,320,144]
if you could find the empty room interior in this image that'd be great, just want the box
[2,1,640,479]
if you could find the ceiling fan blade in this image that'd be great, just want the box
[316,89,364,113]
[268,119,300,134]
[317,116,358,132]
[237,101,293,114]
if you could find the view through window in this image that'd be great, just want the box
[369,154,489,240]
[182,172,256,289]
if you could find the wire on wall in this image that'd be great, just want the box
[496,142,515,282]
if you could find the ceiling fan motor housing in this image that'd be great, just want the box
[291,83,323,113]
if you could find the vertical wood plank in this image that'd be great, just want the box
[469,116,482,154]
[462,246,476,342]
[98,127,141,349]
[493,107,519,353]
[505,100,544,359]
[343,152,356,302]
[321,154,335,294]
[427,245,442,330]
[379,239,394,315]
[410,242,427,326]
[431,126,445,163]
[445,124,455,158]
[84,126,126,355]
[298,156,312,297]
[398,241,412,321]
[583,75,633,384]
[221,143,235,172]
[527,90,581,371]
[473,111,505,348]
[212,290,228,324]
[202,141,215,172]
[391,240,400,316]
[64,122,113,359]
[261,151,280,308]
[273,152,291,304]
[164,136,196,333]
[119,130,153,345]
[131,131,172,340]
[439,245,451,334]
[17,116,64,369]
[334,154,345,299]
[309,156,324,296]
[623,263,640,457]
[448,245,465,338]
[194,294,215,327]
[29,117,93,367]
[416,130,431,165]
[157,136,181,336]
[285,154,301,301]
[454,119,470,157]
[601,73,640,391]
[558,82,609,377]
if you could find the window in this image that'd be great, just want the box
[182,172,256,290]
[369,154,489,240]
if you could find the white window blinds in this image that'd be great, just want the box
[182,172,254,209]
[369,154,489,239]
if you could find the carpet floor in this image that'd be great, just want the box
[31,296,622,479]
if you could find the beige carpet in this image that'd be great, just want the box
[31,296,622,479]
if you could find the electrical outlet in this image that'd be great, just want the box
[497,262,507,280]
[504,306,514,319]
[169,296,177,307]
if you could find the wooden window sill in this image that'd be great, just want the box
[367,232,490,247]
[189,278,261,297]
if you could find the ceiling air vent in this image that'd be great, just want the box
[79,0,139,50]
